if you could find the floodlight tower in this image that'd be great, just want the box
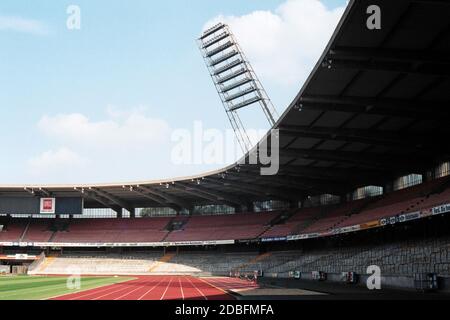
[198,23,279,154]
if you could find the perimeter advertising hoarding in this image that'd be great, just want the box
[0,197,83,215]
[432,203,450,215]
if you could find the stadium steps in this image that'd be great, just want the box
[164,218,176,231]
[164,217,190,235]
[256,225,274,239]
[319,200,374,231]
[291,219,315,235]
[160,232,170,242]
[148,252,176,272]
[37,256,58,273]
[291,206,337,235]
[0,216,8,227]
[27,252,46,274]
[268,209,297,227]
[47,230,58,242]
[18,218,32,242]
[333,196,382,227]
[234,252,273,272]
[160,217,186,241]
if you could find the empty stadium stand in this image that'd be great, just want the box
[1,179,450,245]
[21,219,54,242]
[164,212,278,242]
[0,219,27,242]
[336,177,450,228]
[51,218,171,243]
[29,251,260,276]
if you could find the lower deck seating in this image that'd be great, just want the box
[29,251,260,275]
[29,233,450,278]
[255,236,450,278]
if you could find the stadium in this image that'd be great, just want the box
[1,0,450,302]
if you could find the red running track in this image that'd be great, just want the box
[51,276,250,300]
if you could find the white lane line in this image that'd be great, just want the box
[160,276,174,300]
[179,277,185,300]
[137,276,167,301]
[185,276,208,300]
[113,278,155,300]
[90,282,138,300]
[67,281,134,300]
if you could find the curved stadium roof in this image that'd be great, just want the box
[1,0,450,213]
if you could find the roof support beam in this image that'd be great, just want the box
[138,185,192,210]
[89,187,131,210]
[125,186,180,211]
[85,193,111,208]
[323,58,450,77]
[281,148,430,170]
[278,125,427,148]
[224,170,340,193]
[328,47,450,65]
[38,188,51,197]
[170,183,240,208]
[176,182,248,207]
[74,187,113,209]
[204,178,263,198]
[237,164,395,185]
[281,165,395,182]
[171,184,218,202]
[205,177,301,202]
[296,95,450,119]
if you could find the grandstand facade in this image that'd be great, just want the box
[1,0,450,294]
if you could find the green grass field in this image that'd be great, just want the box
[0,275,133,300]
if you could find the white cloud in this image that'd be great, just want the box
[37,107,171,150]
[204,0,345,85]
[28,147,88,177]
[0,15,49,35]
[27,107,172,183]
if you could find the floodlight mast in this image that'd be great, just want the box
[198,23,279,154]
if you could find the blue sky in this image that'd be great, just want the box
[0,0,347,184]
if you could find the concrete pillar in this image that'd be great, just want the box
[113,206,123,218]
[128,208,136,218]
[289,200,299,209]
